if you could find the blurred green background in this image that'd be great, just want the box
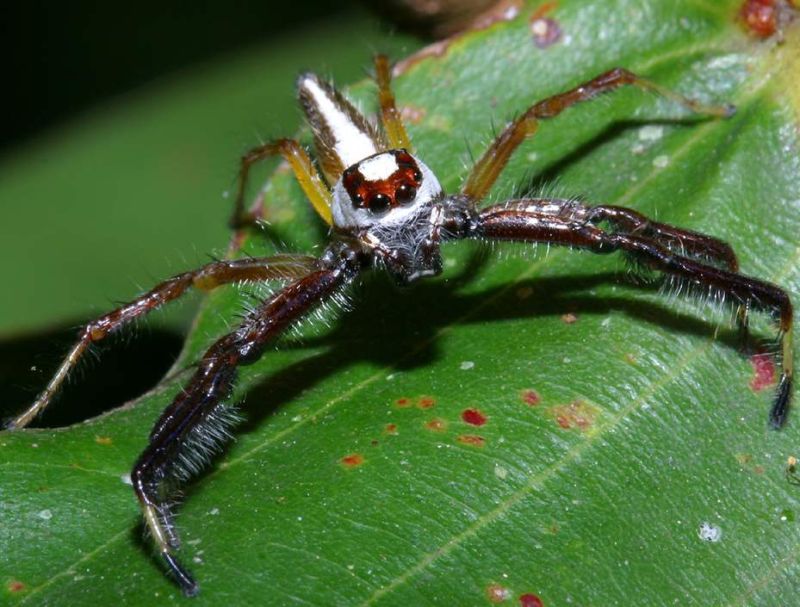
[0,1,420,425]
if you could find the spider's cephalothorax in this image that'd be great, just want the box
[7,55,793,597]
[299,72,449,282]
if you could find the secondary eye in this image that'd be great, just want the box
[395,183,417,205]
[368,193,391,214]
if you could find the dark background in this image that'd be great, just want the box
[2,0,362,152]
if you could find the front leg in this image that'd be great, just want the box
[467,198,793,428]
[132,250,360,596]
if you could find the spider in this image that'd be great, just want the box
[7,54,794,596]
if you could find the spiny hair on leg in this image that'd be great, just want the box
[171,403,244,483]
[283,284,354,343]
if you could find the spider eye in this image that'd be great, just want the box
[395,183,417,205]
[413,170,422,181]
[350,193,364,208]
[368,193,391,214]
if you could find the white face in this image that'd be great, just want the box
[330,151,443,230]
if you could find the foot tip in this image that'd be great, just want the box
[769,375,792,429]
[162,551,199,597]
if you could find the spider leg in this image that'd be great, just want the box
[374,54,412,151]
[462,68,735,202]
[230,138,332,229]
[131,252,359,596]
[585,205,739,271]
[6,254,317,429]
[469,198,793,427]
[588,203,753,339]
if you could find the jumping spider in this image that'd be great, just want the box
[7,55,794,596]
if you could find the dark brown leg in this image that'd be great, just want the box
[586,205,739,271]
[462,68,735,202]
[231,138,332,229]
[131,254,359,596]
[472,199,793,428]
[588,204,751,334]
[374,54,412,151]
[6,255,317,429]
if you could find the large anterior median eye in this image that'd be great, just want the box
[395,183,417,205]
[368,193,391,214]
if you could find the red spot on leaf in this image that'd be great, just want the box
[740,0,779,36]
[395,398,411,408]
[400,104,426,124]
[487,583,511,603]
[529,1,561,48]
[457,434,486,447]
[8,581,25,592]
[521,389,541,406]
[738,0,796,37]
[749,352,776,391]
[385,423,398,434]
[341,453,365,468]
[461,408,487,426]
[519,593,544,607]
[418,396,436,409]
[425,418,448,432]
[549,400,598,431]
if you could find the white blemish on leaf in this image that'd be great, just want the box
[638,125,664,141]
[698,521,722,542]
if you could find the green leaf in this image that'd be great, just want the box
[4,1,800,605]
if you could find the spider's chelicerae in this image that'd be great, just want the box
[8,55,794,595]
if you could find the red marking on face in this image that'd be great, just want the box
[425,418,447,432]
[549,400,598,431]
[519,593,544,607]
[8,581,25,593]
[457,434,486,447]
[343,150,422,213]
[461,408,487,426]
[521,389,541,406]
[341,453,365,468]
[486,583,511,603]
[395,398,411,408]
[749,352,776,391]
[385,423,398,434]
[418,396,436,409]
